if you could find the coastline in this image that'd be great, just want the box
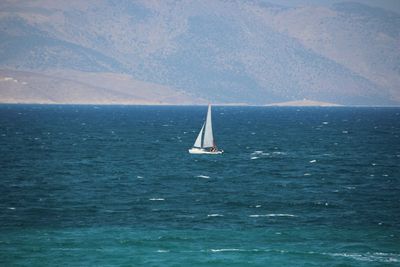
[0,102,399,108]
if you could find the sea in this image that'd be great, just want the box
[0,105,399,266]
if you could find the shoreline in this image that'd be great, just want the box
[0,102,399,108]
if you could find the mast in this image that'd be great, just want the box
[202,104,214,148]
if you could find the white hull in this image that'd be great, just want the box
[188,148,223,154]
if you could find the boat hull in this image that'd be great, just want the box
[188,148,223,154]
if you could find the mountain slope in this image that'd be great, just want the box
[0,0,399,105]
[0,69,203,104]
[268,2,400,102]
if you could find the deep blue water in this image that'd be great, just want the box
[0,105,399,266]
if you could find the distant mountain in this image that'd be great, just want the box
[265,99,342,107]
[0,0,399,105]
[0,69,203,104]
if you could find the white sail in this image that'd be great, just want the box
[188,104,223,154]
[193,123,204,148]
[203,104,214,148]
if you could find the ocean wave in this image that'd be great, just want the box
[272,151,287,155]
[344,186,356,190]
[196,175,210,179]
[251,150,269,156]
[251,150,283,158]
[324,252,400,263]
[178,248,400,263]
[251,150,287,158]
[249,214,297,218]
[207,214,224,217]
[175,215,195,218]
[210,248,242,252]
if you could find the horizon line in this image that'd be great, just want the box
[0,103,399,108]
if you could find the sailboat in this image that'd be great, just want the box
[189,104,223,154]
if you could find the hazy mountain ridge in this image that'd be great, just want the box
[268,1,400,102]
[265,99,342,107]
[0,69,204,104]
[0,0,399,105]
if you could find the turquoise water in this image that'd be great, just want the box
[0,105,399,266]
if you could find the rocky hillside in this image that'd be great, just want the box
[0,69,203,104]
[0,0,399,105]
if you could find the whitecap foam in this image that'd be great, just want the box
[210,248,242,252]
[251,150,272,157]
[7,207,16,210]
[207,214,223,217]
[249,214,297,218]
[157,249,169,253]
[196,175,210,179]
[251,156,259,160]
[202,249,400,262]
[325,252,400,263]
[136,175,144,179]
[149,198,165,201]
[309,159,317,163]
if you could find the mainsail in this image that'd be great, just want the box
[192,105,214,148]
[203,105,214,148]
